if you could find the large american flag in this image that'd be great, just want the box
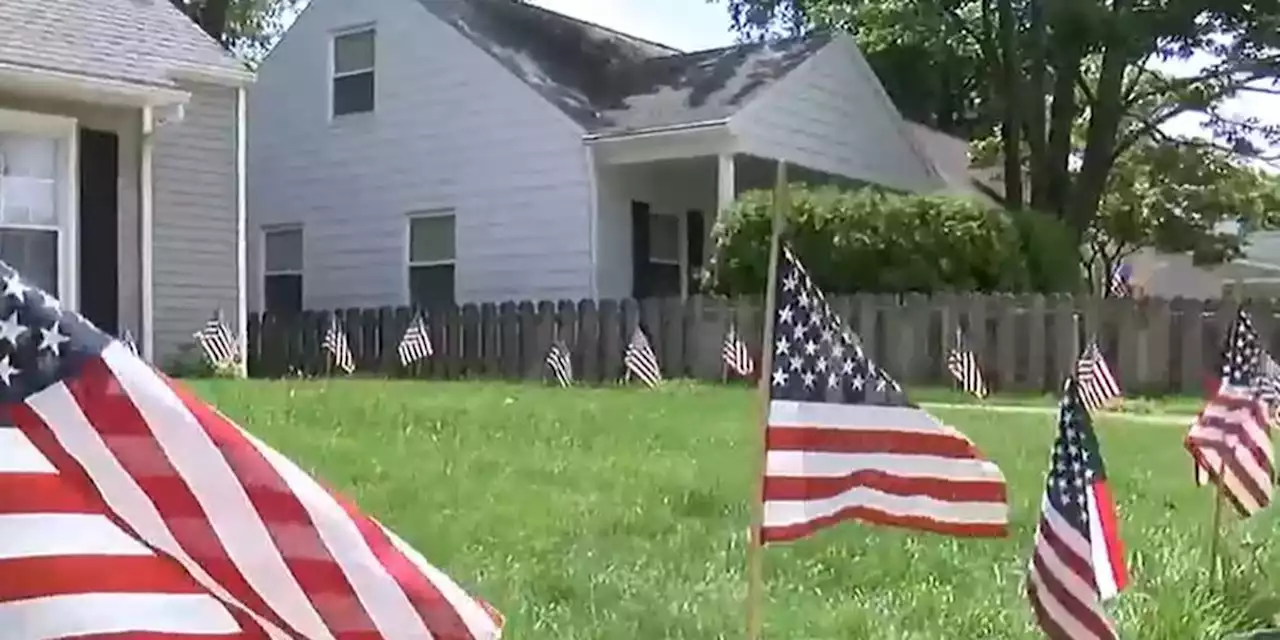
[0,264,503,638]
[397,314,433,367]
[1027,379,1127,640]
[1076,341,1121,412]
[623,325,662,388]
[194,311,238,368]
[323,315,355,375]
[760,246,1008,542]
[1186,308,1274,516]
[722,323,755,378]
[945,327,987,399]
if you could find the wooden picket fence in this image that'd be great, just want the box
[244,293,1272,394]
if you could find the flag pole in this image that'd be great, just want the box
[1207,454,1229,592]
[746,160,788,640]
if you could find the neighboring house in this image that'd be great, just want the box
[247,0,960,313]
[0,0,254,362]
[1126,232,1280,300]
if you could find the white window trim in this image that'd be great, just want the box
[648,210,687,299]
[328,25,376,120]
[405,210,457,304]
[0,107,78,308]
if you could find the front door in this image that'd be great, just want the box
[78,128,119,335]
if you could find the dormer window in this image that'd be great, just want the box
[332,28,375,117]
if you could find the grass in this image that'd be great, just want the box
[188,379,1279,639]
[910,386,1206,417]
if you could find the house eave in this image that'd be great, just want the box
[582,119,730,142]
[169,63,257,88]
[0,61,191,107]
[584,120,734,165]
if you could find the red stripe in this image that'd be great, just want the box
[4,398,271,638]
[0,555,206,601]
[1186,432,1272,514]
[64,360,296,638]
[766,426,986,458]
[760,503,1006,542]
[164,376,379,637]
[1038,517,1091,585]
[1090,481,1128,592]
[1026,580,1074,640]
[763,471,1006,503]
[0,472,100,514]
[1030,550,1116,639]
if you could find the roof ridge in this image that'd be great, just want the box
[513,1,681,56]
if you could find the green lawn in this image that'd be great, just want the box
[188,379,1277,639]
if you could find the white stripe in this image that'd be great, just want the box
[1028,565,1107,640]
[100,346,335,640]
[1042,506,1091,561]
[765,450,1004,482]
[762,485,1006,529]
[24,373,292,640]
[0,593,241,637]
[0,513,152,560]
[235,428,429,638]
[1034,516,1112,637]
[0,427,54,474]
[381,523,504,639]
[1086,486,1119,601]
[768,401,961,435]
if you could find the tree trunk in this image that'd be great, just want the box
[198,0,232,43]
[1024,0,1049,207]
[996,0,1024,208]
[1069,1,1131,235]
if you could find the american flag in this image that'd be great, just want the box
[0,264,504,638]
[1108,263,1132,298]
[194,311,238,367]
[760,246,1008,542]
[1257,349,1280,419]
[1186,308,1274,516]
[545,339,574,387]
[322,315,355,375]
[722,323,755,378]
[623,325,662,387]
[946,327,987,398]
[120,328,138,355]
[1077,341,1121,412]
[397,313,433,366]
[1027,378,1128,640]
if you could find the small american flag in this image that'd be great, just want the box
[760,245,1008,542]
[545,338,574,387]
[322,315,355,374]
[1257,350,1280,419]
[120,328,138,355]
[194,311,237,367]
[1027,378,1128,640]
[722,323,755,378]
[1108,263,1133,298]
[1077,341,1121,412]
[946,327,987,398]
[1186,308,1274,515]
[0,264,503,638]
[623,325,662,387]
[397,313,433,366]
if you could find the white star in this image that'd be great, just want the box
[797,290,811,308]
[40,292,61,314]
[0,311,26,347]
[804,340,818,356]
[40,322,70,355]
[851,375,864,390]
[3,276,29,302]
[815,357,829,372]
[827,372,840,388]
[830,343,845,360]
[841,360,856,375]
[791,323,807,341]
[782,273,799,291]
[0,356,18,386]
[801,371,816,388]
[779,306,795,325]
[775,336,790,356]
[789,355,804,372]
[772,368,789,387]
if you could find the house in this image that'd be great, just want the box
[0,0,254,363]
[1125,232,1280,300]
[247,0,970,313]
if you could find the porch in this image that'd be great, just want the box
[0,72,187,360]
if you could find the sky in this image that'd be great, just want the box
[525,0,1277,159]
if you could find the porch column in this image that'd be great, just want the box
[235,87,248,377]
[716,153,735,219]
[139,106,154,361]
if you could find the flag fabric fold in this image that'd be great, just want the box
[194,311,238,368]
[1076,341,1121,413]
[1186,308,1274,516]
[623,325,662,387]
[398,313,434,367]
[0,264,502,638]
[760,246,1008,543]
[1027,378,1127,640]
[946,327,987,399]
[722,323,755,378]
[545,339,574,387]
[323,315,356,375]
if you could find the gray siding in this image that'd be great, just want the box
[731,36,943,193]
[153,83,240,360]
[247,0,594,311]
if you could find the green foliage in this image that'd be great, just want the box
[704,184,1081,294]
[161,342,243,379]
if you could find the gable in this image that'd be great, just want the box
[0,0,249,88]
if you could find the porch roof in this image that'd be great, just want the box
[0,0,254,100]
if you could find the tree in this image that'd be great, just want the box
[169,0,303,61]
[715,0,1280,243]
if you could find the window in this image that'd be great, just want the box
[408,212,455,309]
[648,213,682,297]
[0,132,60,295]
[332,28,376,117]
[263,227,302,314]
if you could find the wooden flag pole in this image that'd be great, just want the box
[1207,454,1229,592]
[746,160,788,640]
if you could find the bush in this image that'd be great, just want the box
[160,342,243,379]
[703,185,1082,294]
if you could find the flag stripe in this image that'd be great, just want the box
[764,472,1006,503]
[761,504,1006,542]
[767,427,993,458]
[0,593,244,638]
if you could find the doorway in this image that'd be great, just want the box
[77,128,119,336]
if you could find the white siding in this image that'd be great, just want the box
[247,0,594,311]
[730,36,943,193]
[152,83,241,361]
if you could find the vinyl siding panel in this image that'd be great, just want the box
[247,0,593,311]
[731,36,943,193]
[152,83,240,361]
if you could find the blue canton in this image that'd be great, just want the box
[1221,309,1261,388]
[769,246,910,406]
[1044,381,1107,532]
[0,262,110,404]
